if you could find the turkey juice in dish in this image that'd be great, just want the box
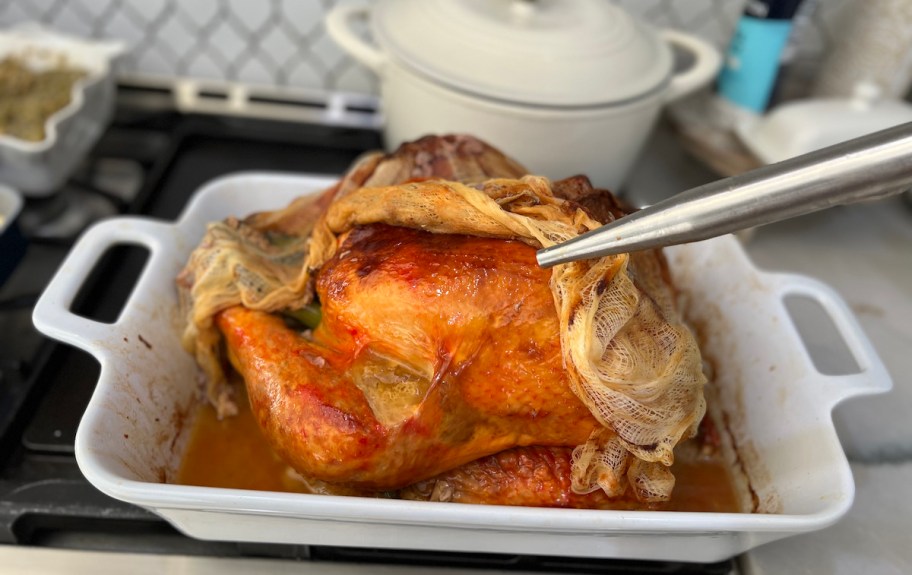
[175,135,749,512]
[178,382,742,512]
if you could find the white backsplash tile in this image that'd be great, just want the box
[208,17,248,64]
[0,0,837,95]
[259,26,297,67]
[236,54,275,86]
[184,50,223,80]
[129,0,168,23]
[46,2,96,37]
[99,7,145,49]
[227,0,271,32]
[180,0,219,28]
[156,13,196,59]
[287,58,323,90]
[282,0,326,36]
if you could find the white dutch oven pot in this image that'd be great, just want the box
[327,0,721,191]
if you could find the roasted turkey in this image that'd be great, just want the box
[178,135,707,504]
[218,224,600,488]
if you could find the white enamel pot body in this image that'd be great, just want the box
[327,2,720,191]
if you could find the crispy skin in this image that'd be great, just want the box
[217,224,600,489]
[400,417,728,511]
[400,446,647,509]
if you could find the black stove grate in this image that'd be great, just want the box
[0,95,734,574]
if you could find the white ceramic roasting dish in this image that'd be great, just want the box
[0,24,124,196]
[32,173,891,563]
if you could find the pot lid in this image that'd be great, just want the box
[372,0,673,107]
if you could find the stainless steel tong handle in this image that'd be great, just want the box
[537,121,912,268]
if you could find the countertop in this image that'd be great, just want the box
[2,120,910,574]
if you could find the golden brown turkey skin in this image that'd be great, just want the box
[217,224,601,490]
[399,416,730,510]
[400,446,646,509]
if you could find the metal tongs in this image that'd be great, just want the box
[537,122,912,267]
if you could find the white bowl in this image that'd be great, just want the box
[0,24,124,197]
[735,84,912,165]
[32,173,891,562]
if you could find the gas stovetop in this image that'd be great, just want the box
[0,90,734,574]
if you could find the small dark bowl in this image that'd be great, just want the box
[0,185,27,287]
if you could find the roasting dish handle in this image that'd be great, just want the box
[33,217,176,351]
[772,272,893,406]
